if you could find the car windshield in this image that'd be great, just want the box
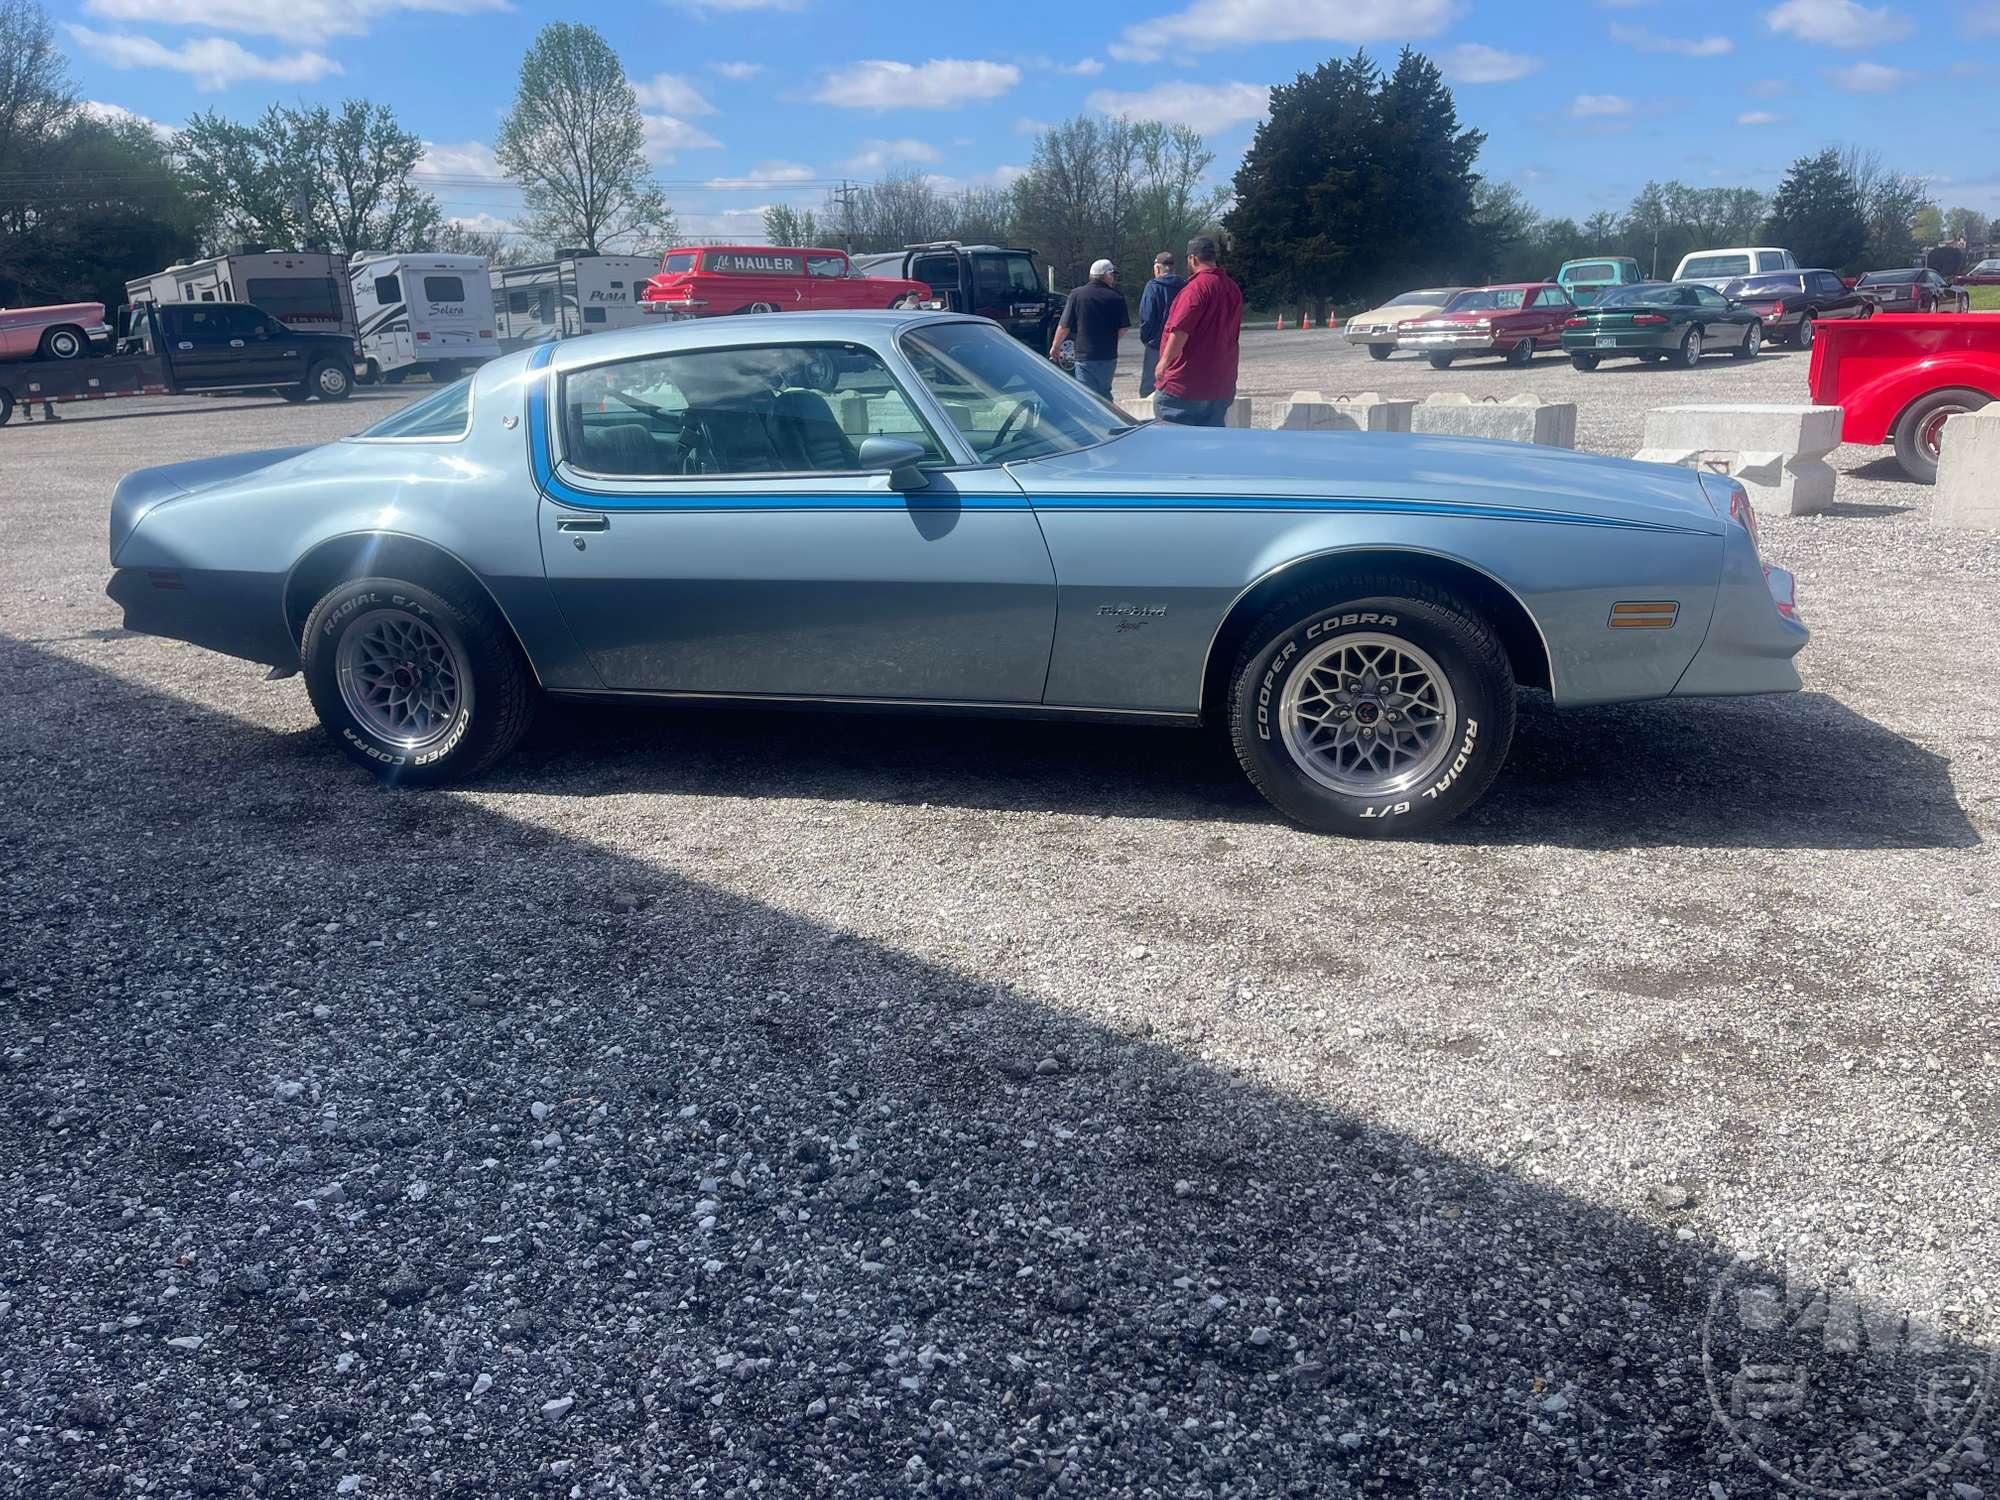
[1596,284,1675,307]
[1856,272,1911,285]
[900,320,1131,464]
[1725,274,1802,296]
[1443,288,1526,313]
[1681,254,1752,279]
[1384,289,1455,307]
[1563,262,1620,282]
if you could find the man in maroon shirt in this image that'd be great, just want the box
[1151,235,1243,427]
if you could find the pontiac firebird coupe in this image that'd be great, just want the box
[106,311,1808,835]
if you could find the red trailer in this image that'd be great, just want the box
[1808,314,2000,483]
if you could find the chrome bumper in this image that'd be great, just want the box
[1396,329,1497,351]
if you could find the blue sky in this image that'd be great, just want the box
[55,0,2000,246]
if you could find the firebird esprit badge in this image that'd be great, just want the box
[1098,603,1167,633]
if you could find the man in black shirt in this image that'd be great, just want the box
[1050,259,1128,400]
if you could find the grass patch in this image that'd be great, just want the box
[1970,286,2000,313]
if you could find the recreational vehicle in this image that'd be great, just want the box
[349,252,498,383]
[127,250,358,346]
[491,255,655,349]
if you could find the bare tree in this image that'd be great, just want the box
[762,203,821,247]
[496,23,675,254]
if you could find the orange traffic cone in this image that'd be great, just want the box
[1301,314,1313,330]
[1275,312,1286,330]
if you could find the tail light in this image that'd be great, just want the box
[1768,300,1785,316]
[1632,313,1668,325]
[1727,481,1759,548]
[479,329,493,339]
[1564,316,1587,328]
[416,330,431,343]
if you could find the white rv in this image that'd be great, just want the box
[350,253,498,383]
[127,250,358,345]
[491,255,656,350]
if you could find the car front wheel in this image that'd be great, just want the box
[1427,353,1454,370]
[1368,343,1392,360]
[302,575,535,785]
[1228,577,1516,837]
[310,361,353,401]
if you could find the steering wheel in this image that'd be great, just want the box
[990,397,1040,451]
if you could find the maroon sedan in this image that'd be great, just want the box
[1956,257,2000,287]
[1394,283,1575,368]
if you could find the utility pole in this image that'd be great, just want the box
[828,180,860,253]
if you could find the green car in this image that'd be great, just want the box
[1560,281,1764,370]
[1554,256,1643,307]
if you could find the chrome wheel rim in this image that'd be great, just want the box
[49,330,79,358]
[335,608,467,750]
[1799,319,1814,347]
[1683,330,1702,364]
[1278,633,1457,797]
[1746,325,1760,355]
[1919,405,1972,461]
[318,365,347,395]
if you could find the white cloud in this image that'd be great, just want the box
[1736,109,1785,124]
[1014,116,1050,134]
[80,0,508,44]
[1608,22,1734,54]
[80,99,175,141]
[703,161,815,187]
[641,114,723,161]
[1440,43,1542,83]
[1019,54,1106,75]
[708,60,765,78]
[1763,0,1912,47]
[632,73,717,115]
[416,139,506,180]
[1569,93,1633,117]
[1111,0,1455,62]
[1751,78,1791,96]
[843,137,943,171]
[813,58,1019,109]
[446,211,514,235]
[1085,80,1270,130]
[1828,59,1911,89]
[1062,58,1105,75]
[66,25,340,90]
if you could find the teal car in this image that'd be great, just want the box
[1561,282,1764,370]
[1556,257,1643,307]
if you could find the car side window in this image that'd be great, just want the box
[559,342,947,479]
[806,255,847,278]
[1692,286,1727,309]
[1757,252,1787,271]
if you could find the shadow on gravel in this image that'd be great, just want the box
[1,633,1991,1499]
[505,687,1975,852]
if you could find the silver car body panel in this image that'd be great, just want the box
[107,310,1806,722]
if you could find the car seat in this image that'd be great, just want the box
[772,388,859,472]
[577,421,660,475]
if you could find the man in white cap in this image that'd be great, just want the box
[1049,258,1128,400]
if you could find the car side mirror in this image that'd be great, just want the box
[858,435,930,492]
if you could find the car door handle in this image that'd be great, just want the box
[229,339,245,348]
[177,341,193,350]
[555,514,608,532]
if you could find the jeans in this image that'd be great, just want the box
[1138,342,1160,398]
[1152,393,1231,427]
[1072,359,1115,398]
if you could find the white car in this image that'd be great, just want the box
[1342,289,1464,360]
[1673,247,1796,289]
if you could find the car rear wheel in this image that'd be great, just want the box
[1228,577,1516,837]
[1427,353,1454,370]
[1676,327,1703,367]
[1892,388,1992,485]
[1368,343,1392,361]
[1504,337,1536,367]
[302,575,535,785]
[1732,322,1762,359]
[1570,352,1600,371]
[746,302,779,315]
[310,361,353,401]
[1794,314,1817,349]
[38,325,88,360]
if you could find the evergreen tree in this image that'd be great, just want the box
[1764,149,1868,272]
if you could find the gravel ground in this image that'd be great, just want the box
[2,359,1998,1499]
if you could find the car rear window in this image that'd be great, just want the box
[1728,274,1803,295]
[661,252,696,274]
[1562,262,1619,282]
[1597,284,1675,306]
[1680,255,1752,280]
[1856,272,1910,285]
[353,378,472,441]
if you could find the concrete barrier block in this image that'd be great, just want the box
[1410,393,1578,448]
[1636,404,1841,516]
[1935,404,2000,530]
[1131,396,1253,427]
[1276,390,1415,433]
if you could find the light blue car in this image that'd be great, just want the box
[106,311,1807,835]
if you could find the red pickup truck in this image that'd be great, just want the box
[639,246,929,319]
[1808,314,1999,483]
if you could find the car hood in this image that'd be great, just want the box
[1006,423,1723,535]
[1353,302,1448,324]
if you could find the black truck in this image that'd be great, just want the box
[0,302,359,426]
[850,241,1063,351]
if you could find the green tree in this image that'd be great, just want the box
[496,22,674,254]
[0,0,77,269]
[1913,203,1944,247]
[1764,148,1868,272]
[1225,49,1482,320]
[1945,207,1990,246]
[762,203,821,246]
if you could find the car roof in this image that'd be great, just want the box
[537,309,976,375]
[687,245,849,257]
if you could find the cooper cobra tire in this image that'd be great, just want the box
[1892,387,1992,485]
[302,575,535,786]
[1228,577,1516,837]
